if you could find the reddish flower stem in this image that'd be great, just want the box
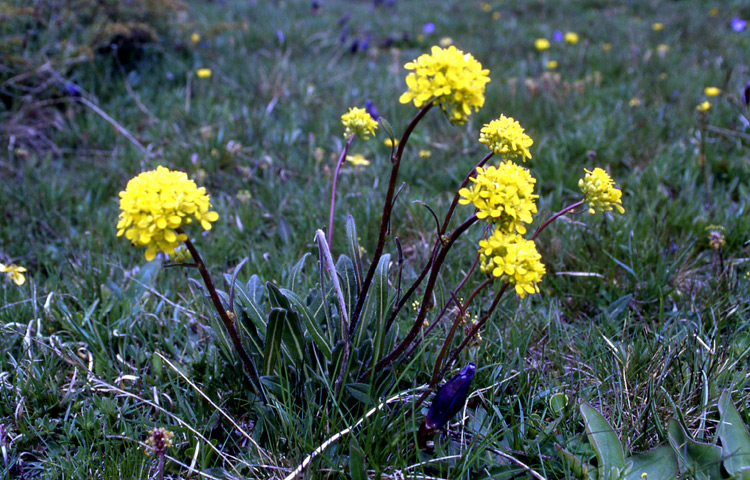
[327,135,355,249]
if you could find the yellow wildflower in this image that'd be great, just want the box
[0,263,27,286]
[534,38,550,51]
[704,86,721,97]
[546,60,558,69]
[629,97,641,107]
[384,138,399,147]
[709,7,718,16]
[345,153,370,166]
[564,32,579,44]
[578,168,625,214]
[479,115,533,162]
[341,107,378,140]
[706,225,725,250]
[480,2,492,12]
[439,37,453,47]
[696,101,711,112]
[196,68,212,78]
[418,150,432,158]
[652,22,664,31]
[459,162,538,234]
[602,43,612,51]
[492,11,501,20]
[190,32,200,43]
[117,166,220,261]
[399,45,490,125]
[478,230,545,298]
[657,44,669,56]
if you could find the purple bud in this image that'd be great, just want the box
[275,30,285,43]
[339,26,349,44]
[364,99,379,120]
[731,17,747,32]
[552,30,564,42]
[744,81,750,107]
[423,23,435,34]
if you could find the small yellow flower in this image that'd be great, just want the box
[399,45,490,125]
[418,149,432,158]
[658,72,668,80]
[345,153,370,166]
[384,138,399,147]
[0,263,27,286]
[629,97,642,107]
[459,162,538,234]
[656,44,669,56]
[481,2,492,12]
[117,166,220,261]
[578,167,625,214]
[478,230,546,298]
[534,38,550,51]
[417,34,425,43]
[478,115,534,162]
[709,7,718,16]
[546,60,558,70]
[564,32,579,44]
[601,43,612,51]
[190,32,200,43]
[341,107,378,140]
[706,225,726,250]
[704,86,721,97]
[439,37,453,47]
[196,68,212,78]
[492,11,501,20]
[696,101,711,112]
[652,22,664,31]
[236,189,252,203]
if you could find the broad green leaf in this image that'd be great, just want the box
[623,446,679,480]
[718,390,750,476]
[667,418,722,480]
[234,274,267,334]
[286,252,310,288]
[555,443,594,479]
[280,288,332,361]
[345,215,363,290]
[263,308,286,375]
[267,281,291,310]
[372,254,391,363]
[336,254,357,325]
[349,439,367,480]
[280,308,305,364]
[580,403,626,473]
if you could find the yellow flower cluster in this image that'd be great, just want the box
[341,107,378,140]
[479,231,546,298]
[0,263,27,285]
[399,45,490,125]
[117,166,219,261]
[459,162,538,234]
[479,115,534,162]
[578,168,625,214]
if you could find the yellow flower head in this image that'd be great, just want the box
[117,166,220,261]
[546,60,558,69]
[578,167,625,214]
[535,38,551,51]
[196,68,212,78]
[564,32,579,44]
[657,44,669,56]
[384,138,399,147]
[439,37,453,47]
[601,43,612,52]
[479,230,545,298]
[399,45,491,125]
[479,115,534,162]
[345,153,370,166]
[190,32,200,43]
[704,86,721,97]
[706,225,725,250]
[696,101,711,112]
[0,263,27,286]
[652,22,664,31]
[419,149,432,158]
[341,107,378,140]
[459,161,538,234]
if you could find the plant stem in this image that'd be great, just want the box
[180,233,263,396]
[327,136,355,249]
[440,151,494,235]
[349,103,434,337]
[530,200,585,241]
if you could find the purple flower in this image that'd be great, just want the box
[275,30,285,43]
[731,17,747,32]
[423,22,435,34]
[364,99,379,120]
[744,81,750,107]
[552,30,564,42]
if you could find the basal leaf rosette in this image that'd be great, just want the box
[116,166,219,261]
[341,107,378,140]
[578,167,625,215]
[479,230,546,298]
[458,162,538,234]
[399,45,490,125]
[479,115,533,162]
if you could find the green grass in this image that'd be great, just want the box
[2,0,750,478]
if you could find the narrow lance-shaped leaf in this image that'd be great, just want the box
[263,308,286,375]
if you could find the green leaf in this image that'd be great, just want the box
[124,259,161,304]
[718,390,750,475]
[234,274,267,334]
[346,383,371,404]
[349,439,367,480]
[623,446,679,480]
[281,308,305,364]
[336,254,358,325]
[580,403,626,473]
[263,308,286,375]
[379,116,395,145]
[667,418,722,479]
[280,288,332,361]
[287,252,310,288]
[345,215,363,290]
[371,254,391,363]
[555,443,594,479]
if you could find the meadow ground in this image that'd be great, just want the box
[1,0,750,478]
